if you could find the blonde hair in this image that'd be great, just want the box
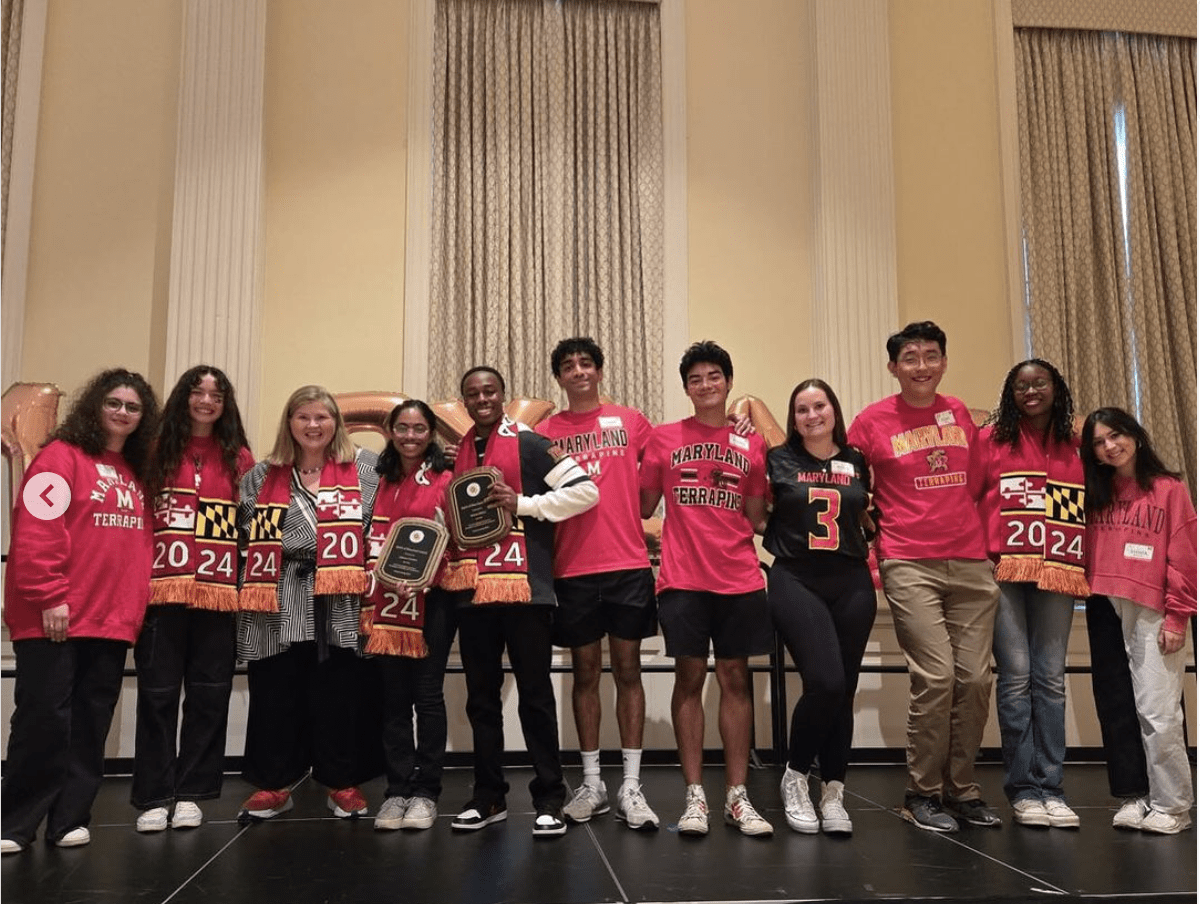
[267,385,356,466]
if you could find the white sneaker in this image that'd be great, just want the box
[677,784,709,835]
[401,797,438,830]
[615,783,659,830]
[780,768,818,834]
[724,785,773,837]
[136,807,169,833]
[1,839,24,855]
[563,781,609,823]
[1011,799,1050,827]
[1113,796,1149,830]
[171,801,203,829]
[373,796,409,830]
[55,827,91,848]
[819,780,852,835]
[1043,797,1079,829]
[1140,809,1192,835]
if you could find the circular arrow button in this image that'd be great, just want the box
[23,472,72,521]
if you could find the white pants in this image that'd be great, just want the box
[1110,597,1194,814]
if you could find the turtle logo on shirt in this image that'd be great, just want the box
[926,449,948,473]
[709,468,739,489]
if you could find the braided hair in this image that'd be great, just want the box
[984,359,1075,447]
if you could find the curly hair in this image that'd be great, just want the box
[151,365,250,496]
[375,400,451,483]
[1082,407,1180,514]
[983,359,1075,447]
[550,337,605,375]
[49,368,160,488]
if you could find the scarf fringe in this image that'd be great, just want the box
[473,574,532,604]
[365,625,428,658]
[238,586,280,613]
[442,559,477,592]
[359,605,374,635]
[148,578,195,607]
[314,568,370,597]
[188,583,240,612]
[994,557,1043,584]
[1038,565,1091,599]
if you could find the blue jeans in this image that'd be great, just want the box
[992,582,1074,803]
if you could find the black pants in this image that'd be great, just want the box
[2,638,128,845]
[131,606,236,809]
[380,590,458,801]
[242,643,364,791]
[1085,594,1149,799]
[457,604,565,812]
[768,557,876,783]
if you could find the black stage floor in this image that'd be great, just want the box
[2,763,1195,904]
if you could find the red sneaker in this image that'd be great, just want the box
[241,789,293,820]
[328,787,368,819]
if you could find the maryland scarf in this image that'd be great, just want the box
[360,461,452,657]
[239,459,369,612]
[991,426,1091,598]
[149,445,241,611]
[442,417,532,604]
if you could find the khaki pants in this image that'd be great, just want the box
[880,559,1000,801]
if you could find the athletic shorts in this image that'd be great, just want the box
[656,589,772,659]
[552,568,658,648]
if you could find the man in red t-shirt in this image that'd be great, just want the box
[537,338,660,830]
[639,341,774,837]
[847,321,1001,833]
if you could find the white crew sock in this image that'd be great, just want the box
[621,748,643,790]
[581,749,602,788]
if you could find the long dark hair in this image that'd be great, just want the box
[1081,407,1180,513]
[151,365,250,496]
[984,358,1075,446]
[375,400,450,483]
[49,368,160,487]
[784,378,849,450]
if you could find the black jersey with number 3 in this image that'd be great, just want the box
[764,440,871,562]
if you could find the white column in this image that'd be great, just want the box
[808,0,898,415]
[164,0,266,419]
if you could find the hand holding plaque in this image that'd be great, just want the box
[447,466,512,548]
[374,517,450,590]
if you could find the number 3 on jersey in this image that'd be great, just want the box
[807,487,841,551]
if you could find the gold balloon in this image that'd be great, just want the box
[2,382,63,501]
[727,394,786,449]
[332,391,557,447]
[505,397,556,428]
[335,391,410,441]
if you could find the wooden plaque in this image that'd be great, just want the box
[374,517,449,589]
[447,466,511,548]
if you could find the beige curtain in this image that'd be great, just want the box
[2,0,25,260]
[1015,28,1197,491]
[429,0,664,420]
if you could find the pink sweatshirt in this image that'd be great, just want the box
[1085,475,1197,635]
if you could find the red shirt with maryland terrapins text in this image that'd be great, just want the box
[536,404,653,578]
[640,417,768,595]
[847,393,987,561]
[4,439,153,642]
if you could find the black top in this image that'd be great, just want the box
[763,439,871,562]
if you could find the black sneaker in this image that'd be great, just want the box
[451,800,507,832]
[945,797,1002,828]
[901,795,959,833]
[532,809,567,838]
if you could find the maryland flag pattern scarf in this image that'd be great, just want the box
[149,451,240,611]
[360,461,452,657]
[239,459,369,612]
[992,429,1090,598]
[442,417,532,604]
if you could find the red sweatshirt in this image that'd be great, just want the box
[4,439,153,643]
[1085,475,1197,635]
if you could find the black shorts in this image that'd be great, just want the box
[657,589,772,659]
[552,568,658,648]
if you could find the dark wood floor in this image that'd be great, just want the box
[2,762,1195,904]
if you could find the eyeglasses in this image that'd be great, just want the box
[1013,379,1051,394]
[392,424,431,437]
[103,397,143,415]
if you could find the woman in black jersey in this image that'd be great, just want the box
[763,379,876,836]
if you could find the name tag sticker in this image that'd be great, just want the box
[598,415,623,429]
[729,434,750,451]
[831,460,855,476]
[1124,543,1155,562]
[935,410,955,427]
